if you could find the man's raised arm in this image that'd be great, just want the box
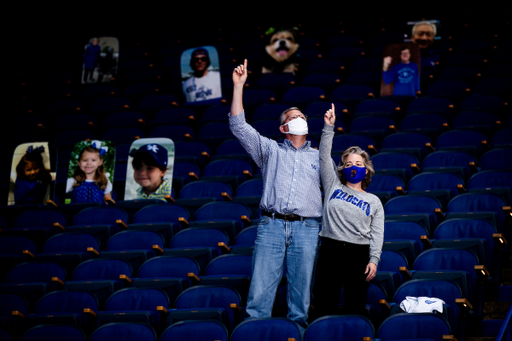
[230,59,248,117]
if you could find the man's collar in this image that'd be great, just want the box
[283,138,310,150]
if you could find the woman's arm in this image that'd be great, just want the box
[319,104,338,188]
[366,201,385,281]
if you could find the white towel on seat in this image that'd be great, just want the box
[400,296,445,313]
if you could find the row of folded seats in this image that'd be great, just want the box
[14,28,509,125]
[1,171,510,255]
[13,90,511,152]
[0,304,477,341]
[1,182,510,339]
[0,242,510,340]
[45,122,510,203]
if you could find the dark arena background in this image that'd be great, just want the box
[2,4,511,341]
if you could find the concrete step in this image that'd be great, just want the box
[483,301,511,319]
[481,318,505,338]
[467,337,499,341]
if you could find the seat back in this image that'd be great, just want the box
[42,233,100,253]
[0,237,36,255]
[447,193,507,231]
[6,262,66,283]
[422,150,476,181]
[137,256,200,279]
[34,290,98,314]
[332,134,377,155]
[71,259,132,281]
[467,170,512,191]
[384,195,442,230]
[434,218,497,272]
[205,254,252,276]
[104,287,169,311]
[384,220,431,247]
[13,210,66,228]
[179,181,233,200]
[201,159,253,178]
[234,226,257,246]
[392,279,462,336]
[282,86,326,107]
[89,322,156,341]
[170,228,229,257]
[366,174,405,196]
[378,313,451,341]
[73,207,128,226]
[230,317,302,341]
[413,248,479,304]
[436,130,487,158]
[370,152,419,182]
[234,179,263,197]
[175,285,242,331]
[133,204,189,225]
[0,293,28,316]
[408,172,464,198]
[304,315,375,341]
[21,324,86,341]
[194,202,252,228]
[380,132,432,160]
[106,230,164,251]
[379,250,409,272]
[479,148,512,171]
[160,320,228,341]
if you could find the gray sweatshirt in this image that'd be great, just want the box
[319,124,384,265]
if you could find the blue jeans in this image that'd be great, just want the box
[245,215,320,328]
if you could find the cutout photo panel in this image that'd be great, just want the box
[9,143,54,206]
[403,19,442,66]
[65,140,116,204]
[82,36,119,84]
[181,46,222,103]
[124,138,175,202]
[261,26,300,74]
[380,43,421,97]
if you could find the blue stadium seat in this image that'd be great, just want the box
[230,317,301,341]
[174,285,243,332]
[378,312,452,341]
[89,322,156,341]
[35,232,100,277]
[160,320,228,341]
[389,279,465,339]
[20,324,86,341]
[64,258,133,307]
[95,287,169,332]
[22,290,98,331]
[304,315,375,341]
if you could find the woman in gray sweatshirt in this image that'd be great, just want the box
[312,103,385,319]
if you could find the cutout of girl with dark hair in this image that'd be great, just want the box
[14,145,52,205]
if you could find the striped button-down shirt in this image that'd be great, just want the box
[136,178,171,202]
[229,111,323,218]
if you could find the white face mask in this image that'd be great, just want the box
[283,117,308,136]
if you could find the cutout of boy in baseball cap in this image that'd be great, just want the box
[129,143,171,201]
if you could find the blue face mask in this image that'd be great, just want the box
[342,165,366,184]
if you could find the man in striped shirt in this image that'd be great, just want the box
[229,60,324,329]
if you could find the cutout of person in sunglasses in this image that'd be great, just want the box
[182,47,222,102]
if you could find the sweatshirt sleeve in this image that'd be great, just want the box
[382,66,396,85]
[319,124,338,190]
[369,199,385,266]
